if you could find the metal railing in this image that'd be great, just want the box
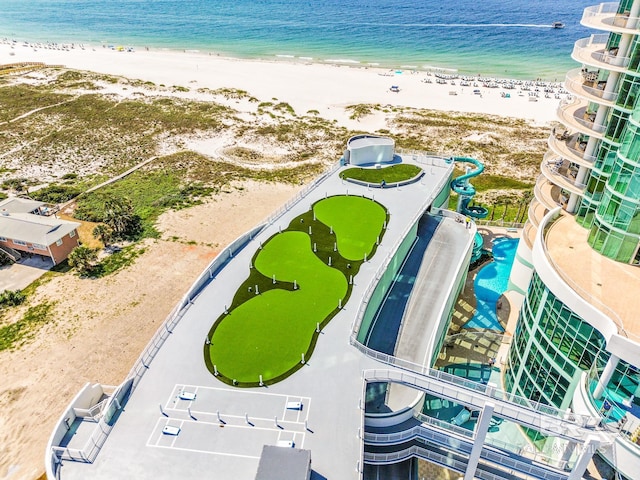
[585,364,640,442]
[582,3,640,30]
[547,131,597,165]
[125,160,344,390]
[564,68,617,103]
[541,154,587,190]
[349,159,453,336]
[572,34,631,69]
[50,418,113,464]
[364,445,516,480]
[257,161,342,229]
[556,97,607,134]
[358,360,596,432]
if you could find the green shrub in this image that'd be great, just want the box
[0,290,26,307]
[30,184,81,203]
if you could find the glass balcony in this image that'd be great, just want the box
[534,174,565,210]
[547,130,596,167]
[572,34,631,72]
[581,3,640,34]
[564,67,617,105]
[522,221,537,250]
[541,152,587,195]
[527,198,547,229]
[556,97,606,138]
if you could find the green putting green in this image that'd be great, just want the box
[340,164,422,184]
[206,195,388,385]
[314,195,387,260]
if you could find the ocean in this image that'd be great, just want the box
[0,0,597,80]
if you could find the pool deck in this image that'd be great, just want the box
[58,157,460,480]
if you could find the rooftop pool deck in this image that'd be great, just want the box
[57,156,469,480]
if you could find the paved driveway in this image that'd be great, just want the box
[0,258,51,292]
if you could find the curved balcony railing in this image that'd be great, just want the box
[527,199,547,229]
[572,34,631,71]
[541,211,629,338]
[564,68,617,104]
[541,153,587,195]
[582,3,640,33]
[534,174,564,211]
[547,131,596,167]
[522,221,537,250]
[556,97,607,138]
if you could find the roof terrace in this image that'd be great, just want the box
[53,154,455,480]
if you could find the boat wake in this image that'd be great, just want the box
[358,22,554,29]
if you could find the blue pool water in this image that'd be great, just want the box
[463,237,519,331]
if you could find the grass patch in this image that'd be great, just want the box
[0,84,72,122]
[0,301,54,351]
[74,166,214,238]
[340,164,422,185]
[91,245,145,277]
[206,195,388,385]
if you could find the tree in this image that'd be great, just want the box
[103,197,142,240]
[68,246,98,275]
[92,224,113,247]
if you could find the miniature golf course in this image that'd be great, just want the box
[205,195,388,386]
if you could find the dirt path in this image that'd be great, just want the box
[0,180,301,480]
[0,97,79,126]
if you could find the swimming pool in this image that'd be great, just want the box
[463,237,519,331]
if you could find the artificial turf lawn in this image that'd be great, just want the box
[339,164,422,184]
[314,196,387,260]
[206,195,388,385]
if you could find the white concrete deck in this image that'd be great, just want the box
[57,157,453,480]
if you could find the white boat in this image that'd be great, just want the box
[552,21,565,29]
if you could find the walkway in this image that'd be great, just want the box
[364,214,442,354]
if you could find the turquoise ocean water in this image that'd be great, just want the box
[0,0,596,80]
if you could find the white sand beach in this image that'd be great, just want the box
[1,41,561,128]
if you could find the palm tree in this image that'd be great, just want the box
[92,224,113,247]
[68,246,98,275]
[103,197,141,239]
[517,191,534,224]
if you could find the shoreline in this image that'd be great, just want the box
[0,31,574,82]
[1,39,563,127]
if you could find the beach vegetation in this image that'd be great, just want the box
[90,245,145,278]
[0,84,73,122]
[172,85,189,92]
[0,249,11,266]
[68,245,99,275]
[92,224,114,246]
[211,88,252,100]
[30,184,82,203]
[0,301,55,352]
[346,103,379,120]
[0,290,26,308]
[274,102,296,116]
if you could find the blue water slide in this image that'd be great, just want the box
[449,156,489,219]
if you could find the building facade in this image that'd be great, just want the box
[507,1,640,476]
[0,197,80,265]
